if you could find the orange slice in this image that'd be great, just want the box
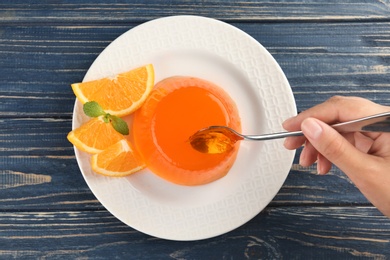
[71,64,155,117]
[91,139,146,177]
[67,116,125,154]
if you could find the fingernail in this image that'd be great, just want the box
[298,145,307,166]
[317,162,324,175]
[301,118,323,140]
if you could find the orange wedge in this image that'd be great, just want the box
[91,139,146,177]
[67,116,125,154]
[71,64,155,117]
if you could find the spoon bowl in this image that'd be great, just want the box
[189,111,390,154]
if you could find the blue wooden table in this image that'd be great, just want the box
[1,1,390,259]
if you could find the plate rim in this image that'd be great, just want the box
[72,15,297,241]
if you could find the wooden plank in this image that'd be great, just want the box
[0,25,128,117]
[1,22,390,117]
[0,207,388,258]
[0,157,102,210]
[0,118,101,210]
[0,154,371,209]
[1,0,390,23]
[0,118,372,210]
[0,118,73,156]
[0,22,387,208]
[250,22,390,112]
[1,1,388,258]
[275,159,370,206]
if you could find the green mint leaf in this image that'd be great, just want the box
[109,115,129,135]
[103,113,111,123]
[83,101,106,117]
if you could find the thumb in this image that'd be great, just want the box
[301,118,368,174]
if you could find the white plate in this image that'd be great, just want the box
[72,15,296,241]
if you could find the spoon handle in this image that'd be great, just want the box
[244,112,390,141]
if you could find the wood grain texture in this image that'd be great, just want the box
[1,22,390,117]
[0,119,370,210]
[1,0,390,23]
[0,118,101,210]
[1,0,390,258]
[0,207,388,259]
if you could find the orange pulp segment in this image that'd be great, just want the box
[133,76,241,186]
[67,116,125,154]
[91,139,146,177]
[71,64,154,117]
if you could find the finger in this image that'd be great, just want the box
[354,132,374,154]
[299,140,318,167]
[298,132,366,175]
[299,96,388,123]
[317,153,332,175]
[361,132,382,140]
[368,133,390,157]
[283,96,389,131]
[284,135,306,150]
[301,117,373,175]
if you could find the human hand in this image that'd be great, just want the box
[283,96,390,217]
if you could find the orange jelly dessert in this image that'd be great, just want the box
[133,76,241,186]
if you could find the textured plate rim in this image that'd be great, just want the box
[72,15,297,241]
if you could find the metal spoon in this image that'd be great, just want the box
[189,111,390,154]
